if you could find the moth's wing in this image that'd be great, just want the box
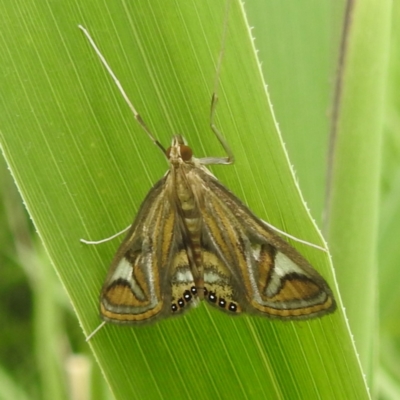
[170,248,201,315]
[197,169,336,320]
[201,248,245,314]
[99,176,200,324]
[99,177,173,324]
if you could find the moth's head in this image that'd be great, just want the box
[166,134,193,163]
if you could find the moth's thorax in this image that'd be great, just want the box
[173,163,198,214]
[166,135,199,217]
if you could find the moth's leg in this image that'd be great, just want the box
[80,225,130,245]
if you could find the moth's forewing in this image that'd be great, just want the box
[196,167,336,319]
[99,177,175,324]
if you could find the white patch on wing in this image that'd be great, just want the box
[112,258,145,300]
[275,252,305,276]
[111,257,132,280]
[265,252,306,298]
[251,244,261,261]
[174,268,194,283]
[204,269,223,284]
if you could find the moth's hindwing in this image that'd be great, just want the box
[203,250,243,314]
[170,250,200,314]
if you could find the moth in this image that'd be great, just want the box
[79,19,336,339]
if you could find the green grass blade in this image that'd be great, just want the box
[378,4,400,397]
[0,0,370,398]
[0,366,30,400]
[324,1,392,389]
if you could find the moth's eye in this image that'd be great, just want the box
[166,146,172,158]
[179,145,193,161]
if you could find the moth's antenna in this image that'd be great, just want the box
[86,321,106,342]
[202,0,235,166]
[80,225,130,245]
[213,0,231,103]
[78,25,166,156]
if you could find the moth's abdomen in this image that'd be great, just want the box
[174,167,204,294]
